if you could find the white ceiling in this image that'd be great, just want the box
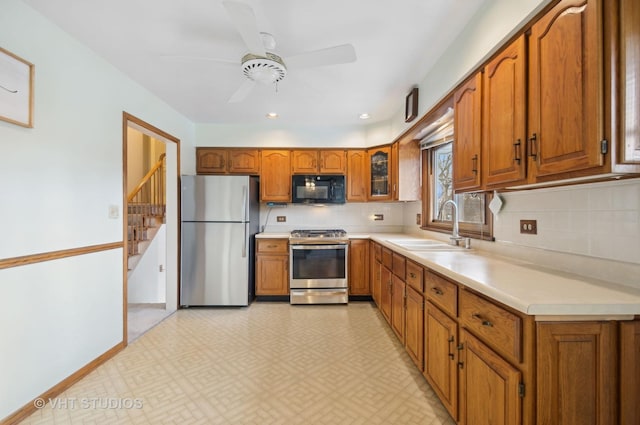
[24,0,487,126]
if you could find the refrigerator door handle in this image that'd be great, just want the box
[241,185,248,258]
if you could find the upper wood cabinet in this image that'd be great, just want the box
[260,150,291,202]
[346,150,367,201]
[618,0,640,169]
[453,73,483,192]
[291,149,346,174]
[482,35,527,188]
[394,141,421,201]
[196,148,260,175]
[528,0,605,180]
[367,146,392,200]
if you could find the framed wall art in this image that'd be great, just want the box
[404,87,418,123]
[0,47,34,128]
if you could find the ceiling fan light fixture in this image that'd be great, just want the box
[241,53,287,84]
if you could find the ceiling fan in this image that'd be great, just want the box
[219,0,357,103]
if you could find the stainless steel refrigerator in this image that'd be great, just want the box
[180,175,259,306]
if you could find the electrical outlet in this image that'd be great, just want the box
[276,216,286,222]
[416,213,421,225]
[373,214,384,221]
[520,219,537,235]
[108,205,119,219]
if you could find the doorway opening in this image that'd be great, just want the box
[123,112,180,344]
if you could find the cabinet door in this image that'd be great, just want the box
[368,147,392,200]
[346,150,367,201]
[537,321,617,425]
[391,275,406,343]
[319,150,346,173]
[380,266,392,323]
[348,239,370,295]
[454,73,482,191]
[291,150,318,174]
[228,149,260,174]
[260,150,291,202]
[196,148,227,174]
[619,0,640,165]
[424,302,458,420]
[620,320,640,425]
[482,36,527,188]
[405,285,424,371]
[255,255,289,295]
[528,0,605,179]
[459,329,521,425]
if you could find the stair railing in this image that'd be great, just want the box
[127,153,166,256]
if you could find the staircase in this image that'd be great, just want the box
[127,154,166,272]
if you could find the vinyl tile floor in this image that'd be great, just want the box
[22,302,456,425]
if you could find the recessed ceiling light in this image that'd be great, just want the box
[359,113,370,120]
[266,112,279,119]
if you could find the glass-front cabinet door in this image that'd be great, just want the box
[368,146,392,200]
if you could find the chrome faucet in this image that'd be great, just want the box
[440,199,471,248]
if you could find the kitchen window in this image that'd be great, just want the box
[420,126,493,240]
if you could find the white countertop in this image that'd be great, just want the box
[256,231,640,318]
[370,234,640,318]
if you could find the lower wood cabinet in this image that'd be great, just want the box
[379,266,392,323]
[620,320,640,425]
[255,239,289,296]
[404,285,424,370]
[391,274,406,343]
[348,239,370,295]
[459,329,522,425]
[424,301,458,420]
[370,242,381,305]
[537,321,617,425]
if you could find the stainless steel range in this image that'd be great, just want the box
[289,229,348,304]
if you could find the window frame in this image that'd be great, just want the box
[421,148,494,240]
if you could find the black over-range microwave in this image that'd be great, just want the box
[291,175,346,204]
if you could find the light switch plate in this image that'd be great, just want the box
[108,205,119,219]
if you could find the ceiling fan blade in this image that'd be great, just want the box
[222,1,266,56]
[228,79,256,103]
[284,44,357,69]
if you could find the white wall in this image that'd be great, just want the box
[128,226,166,303]
[0,0,194,420]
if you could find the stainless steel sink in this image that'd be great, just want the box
[386,239,467,251]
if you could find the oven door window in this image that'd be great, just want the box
[292,247,345,280]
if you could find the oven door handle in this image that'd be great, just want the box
[290,244,347,250]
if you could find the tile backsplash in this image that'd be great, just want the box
[259,202,405,233]
[493,178,640,265]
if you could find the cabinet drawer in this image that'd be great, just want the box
[424,270,457,317]
[256,239,289,254]
[405,260,423,292]
[459,289,522,363]
[392,253,406,279]
[382,247,393,269]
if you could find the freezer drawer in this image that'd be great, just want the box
[180,222,250,306]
